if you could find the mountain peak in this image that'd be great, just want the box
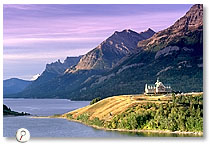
[170,4,203,32]
[138,4,203,50]
[188,4,203,13]
[122,29,134,33]
[114,29,136,35]
[139,28,155,39]
[144,28,155,33]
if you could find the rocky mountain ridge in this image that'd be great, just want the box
[73,28,155,71]
[45,56,82,74]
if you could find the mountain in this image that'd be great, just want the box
[137,4,203,52]
[60,4,202,100]
[33,56,82,83]
[3,78,32,95]
[46,56,82,74]
[72,28,155,71]
[41,56,82,80]
[7,4,203,100]
[8,29,155,99]
[8,56,83,98]
[71,4,203,100]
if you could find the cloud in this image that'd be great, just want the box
[4,11,185,48]
[4,4,40,10]
[3,36,105,46]
[3,48,89,61]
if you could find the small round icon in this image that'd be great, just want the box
[16,128,30,143]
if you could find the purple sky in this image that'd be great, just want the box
[3,4,193,80]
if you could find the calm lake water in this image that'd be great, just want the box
[3,99,196,137]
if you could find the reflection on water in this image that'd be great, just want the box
[115,130,200,137]
[90,127,201,137]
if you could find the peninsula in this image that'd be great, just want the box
[51,92,203,136]
[3,104,30,116]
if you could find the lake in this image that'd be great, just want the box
[3,99,196,137]
[4,99,137,137]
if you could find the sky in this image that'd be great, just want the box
[3,4,193,80]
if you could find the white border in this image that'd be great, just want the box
[0,0,209,145]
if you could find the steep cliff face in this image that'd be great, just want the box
[74,29,155,71]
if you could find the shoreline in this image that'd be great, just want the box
[34,115,202,136]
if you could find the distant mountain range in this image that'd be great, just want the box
[3,78,32,95]
[4,4,203,100]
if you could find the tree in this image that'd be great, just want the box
[90,97,101,105]
[172,93,176,105]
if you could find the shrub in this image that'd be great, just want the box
[66,114,73,119]
[90,97,101,105]
[91,117,103,127]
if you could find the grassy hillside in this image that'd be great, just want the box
[64,94,169,121]
[61,93,203,135]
